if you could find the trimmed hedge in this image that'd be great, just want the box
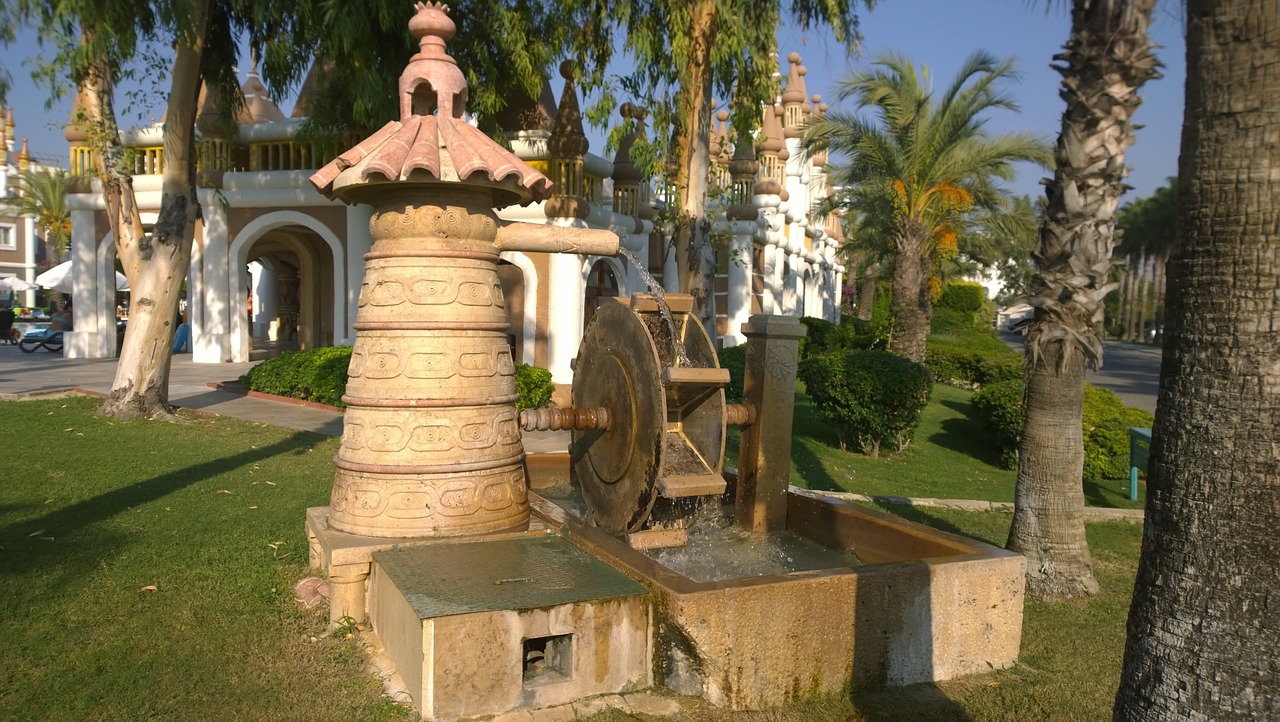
[238,346,352,407]
[925,332,1023,389]
[931,281,995,334]
[798,349,933,456]
[971,379,1155,481]
[717,343,747,404]
[239,346,556,411]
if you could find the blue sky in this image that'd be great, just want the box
[2,0,1185,202]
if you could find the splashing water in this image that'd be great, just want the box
[618,247,692,367]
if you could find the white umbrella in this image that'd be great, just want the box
[0,276,39,291]
[35,261,129,294]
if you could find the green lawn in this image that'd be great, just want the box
[0,396,411,722]
[1,394,1142,721]
[779,383,1145,509]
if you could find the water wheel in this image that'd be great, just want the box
[570,294,729,534]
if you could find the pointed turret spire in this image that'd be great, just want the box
[548,61,588,157]
[494,77,557,135]
[781,52,809,137]
[237,51,286,124]
[17,138,29,172]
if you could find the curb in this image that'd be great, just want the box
[207,382,342,412]
[797,487,1145,523]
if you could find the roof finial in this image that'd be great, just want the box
[400,2,467,119]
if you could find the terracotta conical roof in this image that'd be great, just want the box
[311,2,550,207]
[64,88,91,143]
[196,82,229,135]
[761,103,784,155]
[612,103,646,185]
[291,58,333,119]
[237,58,285,124]
[494,77,557,134]
[781,52,808,105]
[548,61,588,157]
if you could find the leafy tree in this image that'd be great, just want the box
[1114,2,1279,717]
[1,166,70,260]
[1008,0,1159,599]
[804,51,1051,362]
[1115,177,1176,341]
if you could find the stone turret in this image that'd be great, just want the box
[237,57,285,125]
[611,103,649,223]
[494,78,557,137]
[547,61,590,218]
[781,52,808,137]
[727,134,760,222]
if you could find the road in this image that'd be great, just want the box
[1000,332,1162,414]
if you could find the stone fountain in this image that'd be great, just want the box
[304,4,1026,720]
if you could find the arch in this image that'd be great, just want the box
[582,256,623,330]
[228,210,345,362]
[498,251,538,366]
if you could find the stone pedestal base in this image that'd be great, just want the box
[305,506,554,626]
[370,536,652,721]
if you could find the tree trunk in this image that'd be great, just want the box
[1150,253,1166,343]
[1123,254,1138,340]
[1007,339,1099,597]
[856,263,878,321]
[1114,1,1280,717]
[673,0,719,344]
[886,221,929,362]
[1134,252,1149,342]
[97,0,211,420]
[1010,0,1158,599]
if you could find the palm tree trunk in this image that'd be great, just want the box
[856,262,878,320]
[1124,254,1139,340]
[1009,0,1158,599]
[1114,2,1280,717]
[1151,253,1166,342]
[1135,253,1150,342]
[1008,339,1099,597]
[887,221,929,362]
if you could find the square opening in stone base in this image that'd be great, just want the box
[522,633,573,686]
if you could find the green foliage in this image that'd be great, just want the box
[970,379,1024,469]
[798,350,933,456]
[717,343,747,404]
[514,363,554,411]
[239,348,556,411]
[238,346,353,408]
[931,281,995,334]
[925,332,1022,388]
[1116,177,1177,257]
[971,380,1155,481]
[798,317,836,360]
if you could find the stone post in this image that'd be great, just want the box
[734,314,806,532]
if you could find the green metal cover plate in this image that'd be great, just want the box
[374,536,647,619]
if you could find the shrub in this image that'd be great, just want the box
[717,343,747,403]
[240,347,557,411]
[798,349,933,456]
[238,346,353,407]
[970,379,1155,481]
[932,281,995,333]
[798,317,837,360]
[514,363,554,411]
[925,332,1023,388]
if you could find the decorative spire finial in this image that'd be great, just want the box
[400,2,467,119]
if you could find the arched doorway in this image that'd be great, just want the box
[495,259,525,364]
[584,258,619,330]
[244,227,336,359]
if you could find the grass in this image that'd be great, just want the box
[1,393,1143,721]
[776,383,1145,509]
[0,396,412,722]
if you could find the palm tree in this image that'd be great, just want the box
[1008,0,1159,599]
[1114,2,1278,717]
[805,51,1051,362]
[2,167,70,261]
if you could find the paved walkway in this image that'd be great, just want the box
[0,344,569,453]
